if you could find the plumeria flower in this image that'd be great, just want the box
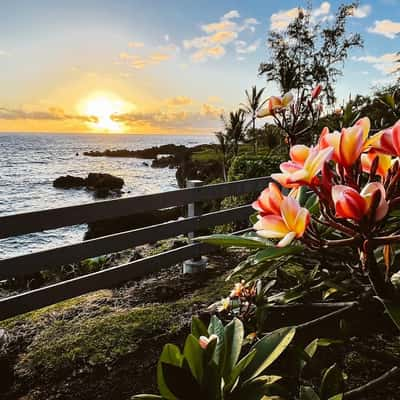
[252,182,284,216]
[332,182,388,222]
[216,297,231,313]
[319,117,371,168]
[367,120,400,156]
[199,334,218,350]
[361,150,392,178]
[257,92,293,117]
[254,197,310,247]
[272,145,333,188]
[230,281,245,297]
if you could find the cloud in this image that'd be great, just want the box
[210,31,238,44]
[201,103,223,118]
[368,19,400,39]
[222,10,240,20]
[183,10,260,62]
[270,7,302,31]
[110,103,224,132]
[150,53,171,62]
[235,39,260,54]
[207,96,222,103]
[313,2,331,17]
[353,53,400,74]
[119,51,171,69]
[0,50,7,56]
[270,2,332,31]
[350,4,371,18]
[0,107,98,122]
[166,96,193,106]
[128,41,145,48]
[191,46,226,62]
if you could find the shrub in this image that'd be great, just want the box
[227,154,284,182]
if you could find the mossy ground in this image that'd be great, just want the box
[0,250,240,400]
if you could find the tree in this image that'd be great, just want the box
[240,86,266,153]
[259,2,363,105]
[221,110,246,156]
[214,131,230,181]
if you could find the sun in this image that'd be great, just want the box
[79,92,130,133]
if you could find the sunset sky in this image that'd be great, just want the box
[0,0,399,134]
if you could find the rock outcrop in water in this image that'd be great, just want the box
[53,175,87,188]
[83,144,190,159]
[82,143,222,188]
[53,173,124,197]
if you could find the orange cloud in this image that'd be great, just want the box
[183,10,259,62]
[0,107,98,122]
[128,41,145,48]
[368,19,400,39]
[166,96,193,106]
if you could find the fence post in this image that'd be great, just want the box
[183,179,208,274]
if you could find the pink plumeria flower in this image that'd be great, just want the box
[332,182,388,222]
[254,197,310,247]
[319,117,371,168]
[199,334,218,350]
[272,145,333,188]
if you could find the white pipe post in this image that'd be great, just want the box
[183,179,207,274]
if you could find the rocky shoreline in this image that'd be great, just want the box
[83,143,222,188]
[51,142,223,239]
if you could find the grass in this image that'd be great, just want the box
[17,303,185,376]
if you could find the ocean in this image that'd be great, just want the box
[0,132,215,259]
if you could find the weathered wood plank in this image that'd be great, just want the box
[0,205,253,278]
[0,177,269,238]
[0,242,215,320]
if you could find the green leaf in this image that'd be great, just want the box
[224,349,257,392]
[221,318,244,380]
[208,316,225,365]
[196,234,271,249]
[243,327,296,381]
[300,386,320,400]
[253,246,303,264]
[304,193,320,214]
[131,395,163,399]
[323,287,338,300]
[157,344,183,400]
[320,364,344,400]
[282,287,307,304]
[316,338,343,346]
[299,339,319,372]
[191,316,208,339]
[378,298,400,331]
[249,212,259,225]
[389,209,400,217]
[183,334,204,383]
[328,395,343,400]
[162,362,203,400]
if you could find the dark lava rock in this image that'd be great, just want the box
[151,156,179,169]
[176,158,222,188]
[86,173,124,190]
[53,173,124,198]
[53,175,86,188]
[85,207,182,239]
[84,144,190,160]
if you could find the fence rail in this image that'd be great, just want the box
[0,176,270,320]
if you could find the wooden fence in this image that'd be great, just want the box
[0,176,270,320]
